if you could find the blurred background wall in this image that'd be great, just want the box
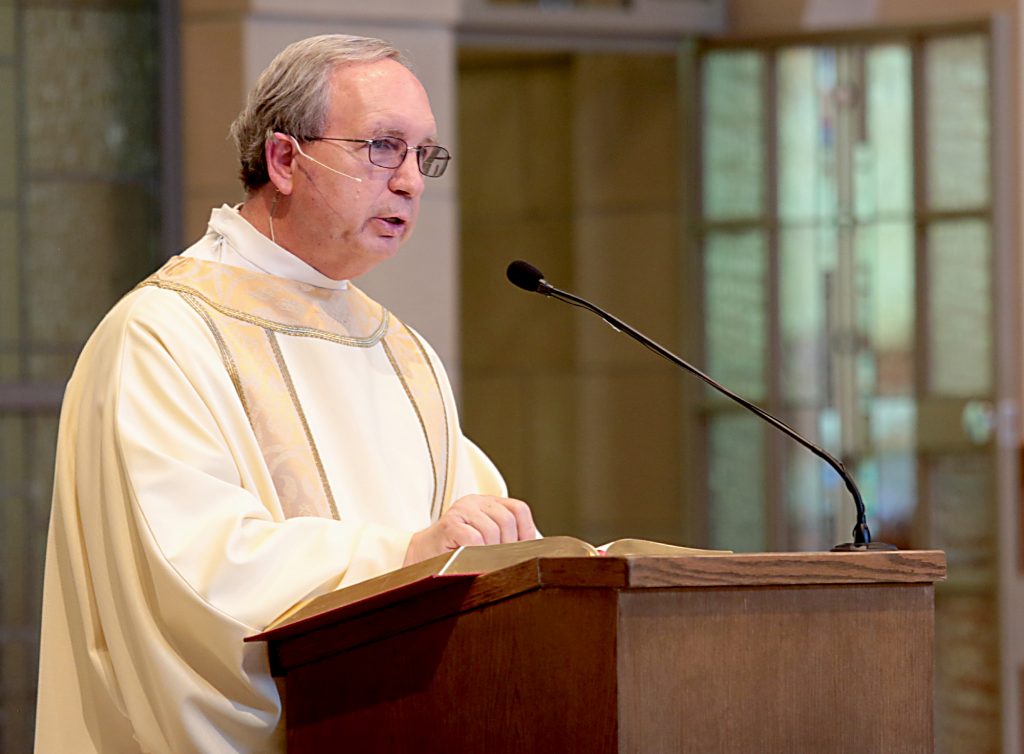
[2,0,1023,751]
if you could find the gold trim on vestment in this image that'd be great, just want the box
[381,321,453,520]
[407,327,453,516]
[179,291,252,421]
[142,255,389,347]
[138,256,454,521]
[265,329,340,520]
[381,337,437,514]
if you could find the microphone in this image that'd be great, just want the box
[506,259,549,293]
[505,259,895,552]
[288,136,363,183]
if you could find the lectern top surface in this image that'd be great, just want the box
[252,550,945,646]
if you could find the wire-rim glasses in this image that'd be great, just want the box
[304,135,451,178]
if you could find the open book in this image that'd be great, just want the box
[263,536,730,633]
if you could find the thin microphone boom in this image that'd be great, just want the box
[505,259,895,552]
[288,136,363,182]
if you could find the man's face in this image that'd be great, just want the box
[285,59,438,280]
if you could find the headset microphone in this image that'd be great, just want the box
[287,135,363,183]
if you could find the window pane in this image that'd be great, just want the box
[3,6,164,751]
[27,9,159,177]
[777,47,838,223]
[0,66,14,202]
[925,34,990,211]
[858,44,912,219]
[780,224,835,406]
[783,406,842,549]
[702,51,764,221]
[857,221,914,396]
[863,406,917,547]
[704,230,767,400]
[708,413,765,552]
[927,220,992,397]
[0,208,16,380]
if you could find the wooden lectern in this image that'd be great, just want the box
[252,550,945,753]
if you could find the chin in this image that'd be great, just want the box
[343,247,400,280]
[374,237,404,260]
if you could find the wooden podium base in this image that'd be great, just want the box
[256,551,944,753]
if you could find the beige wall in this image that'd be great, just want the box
[570,54,688,542]
[458,51,688,544]
[457,52,579,535]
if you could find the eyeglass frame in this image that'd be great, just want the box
[296,135,451,178]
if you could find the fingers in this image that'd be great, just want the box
[404,495,537,566]
[444,520,488,549]
[449,495,535,545]
[503,497,537,541]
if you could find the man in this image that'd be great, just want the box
[35,34,536,753]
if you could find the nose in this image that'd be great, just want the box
[388,149,425,198]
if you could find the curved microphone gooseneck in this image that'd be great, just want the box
[506,259,895,552]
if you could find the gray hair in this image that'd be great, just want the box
[229,34,412,191]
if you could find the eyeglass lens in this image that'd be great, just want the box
[369,137,450,178]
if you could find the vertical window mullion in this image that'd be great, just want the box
[764,46,784,551]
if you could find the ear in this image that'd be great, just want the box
[265,132,298,195]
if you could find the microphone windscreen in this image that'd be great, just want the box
[506,260,545,292]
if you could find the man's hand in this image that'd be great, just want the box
[403,495,537,566]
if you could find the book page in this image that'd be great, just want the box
[265,536,598,631]
[597,538,732,557]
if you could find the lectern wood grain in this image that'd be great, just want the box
[259,551,943,753]
[286,588,620,753]
[617,584,933,753]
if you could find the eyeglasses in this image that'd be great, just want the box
[303,135,451,178]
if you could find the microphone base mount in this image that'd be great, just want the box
[830,541,899,552]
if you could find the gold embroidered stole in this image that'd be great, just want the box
[139,256,455,521]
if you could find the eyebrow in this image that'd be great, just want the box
[370,124,440,146]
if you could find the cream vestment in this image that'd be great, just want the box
[34,206,505,753]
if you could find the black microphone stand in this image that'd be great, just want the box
[507,260,896,552]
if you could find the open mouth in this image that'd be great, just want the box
[382,216,405,226]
